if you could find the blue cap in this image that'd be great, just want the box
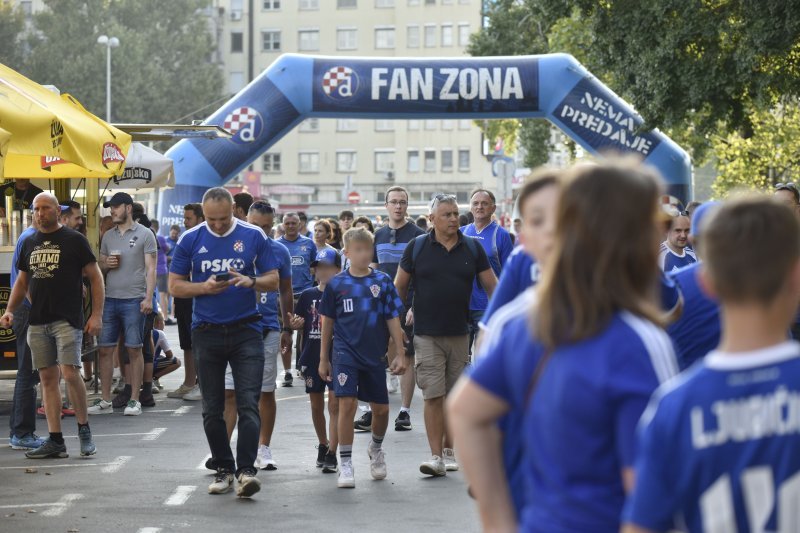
[691,201,720,237]
[311,248,341,268]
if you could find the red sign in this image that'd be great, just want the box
[347,191,361,205]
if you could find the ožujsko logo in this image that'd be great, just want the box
[102,142,125,168]
[322,66,358,100]
[222,106,264,144]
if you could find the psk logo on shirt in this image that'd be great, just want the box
[370,284,381,298]
[233,240,244,253]
[337,372,348,386]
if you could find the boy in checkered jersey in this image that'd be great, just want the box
[319,227,407,488]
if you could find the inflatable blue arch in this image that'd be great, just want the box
[158,53,691,226]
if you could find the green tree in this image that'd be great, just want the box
[0,2,25,71]
[19,0,223,124]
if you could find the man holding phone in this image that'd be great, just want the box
[169,187,279,498]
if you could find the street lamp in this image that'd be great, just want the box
[96,35,120,122]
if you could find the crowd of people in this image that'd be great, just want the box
[4,160,800,530]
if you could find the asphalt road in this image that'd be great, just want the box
[0,325,480,533]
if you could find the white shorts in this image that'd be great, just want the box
[225,329,280,393]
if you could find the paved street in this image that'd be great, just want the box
[0,326,479,533]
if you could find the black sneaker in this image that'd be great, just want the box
[395,410,412,431]
[316,444,329,468]
[25,438,68,459]
[354,410,372,431]
[112,390,131,409]
[139,393,156,408]
[281,371,293,387]
[322,452,338,473]
[205,457,219,471]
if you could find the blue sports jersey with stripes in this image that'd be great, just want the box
[480,245,538,327]
[277,234,316,294]
[461,221,514,311]
[320,268,403,369]
[667,262,721,370]
[624,342,800,533]
[659,242,697,272]
[258,238,292,331]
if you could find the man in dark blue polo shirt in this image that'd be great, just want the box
[395,194,497,476]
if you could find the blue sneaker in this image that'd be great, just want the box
[78,425,96,457]
[10,433,45,451]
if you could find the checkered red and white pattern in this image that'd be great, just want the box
[222,106,258,134]
[322,66,354,95]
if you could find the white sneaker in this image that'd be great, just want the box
[166,383,193,399]
[254,445,277,470]
[208,471,234,494]
[152,379,161,394]
[419,455,446,477]
[443,448,459,471]
[368,443,387,480]
[338,461,355,488]
[183,385,202,401]
[387,374,399,394]
[87,398,113,415]
[113,377,126,394]
[123,400,142,416]
[236,471,261,498]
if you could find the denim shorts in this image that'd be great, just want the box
[225,330,280,392]
[27,321,83,369]
[99,297,145,348]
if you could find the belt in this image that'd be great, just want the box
[196,314,262,331]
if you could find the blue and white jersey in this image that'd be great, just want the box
[461,221,514,311]
[320,268,402,370]
[624,341,800,533]
[659,242,697,272]
[480,245,538,327]
[470,310,678,532]
[170,219,279,332]
[667,262,721,370]
[277,234,316,294]
[258,238,291,331]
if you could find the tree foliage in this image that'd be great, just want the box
[0,2,25,71]
[16,0,223,124]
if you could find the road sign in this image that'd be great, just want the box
[347,191,361,204]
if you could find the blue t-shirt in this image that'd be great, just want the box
[659,242,697,272]
[667,262,721,370]
[624,341,800,533]
[169,219,279,332]
[319,268,402,369]
[296,286,328,369]
[470,311,678,532]
[277,234,316,294]
[258,238,292,331]
[480,245,538,327]
[461,221,514,311]
[11,226,36,309]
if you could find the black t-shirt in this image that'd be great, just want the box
[399,230,491,337]
[17,226,96,328]
[1,183,45,210]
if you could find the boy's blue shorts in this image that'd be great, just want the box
[332,363,388,404]
[301,364,333,394]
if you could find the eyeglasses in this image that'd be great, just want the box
[387,200,408,207]
[390,228,396,245]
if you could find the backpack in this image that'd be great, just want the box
[409,233,480,272]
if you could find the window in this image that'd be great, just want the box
[458,23,471,47]
[424,24,437,47]
[338,0,357,7]
[424,119,437,130]
[231,0,243,17]
[408,0,420,5]
[458,148,470,171]
[441,149,453,171]
[298,29,320,51]
[337,119,358,132]
[407,150,420,173]
[336,151,357,173]
[376,0,395,6]
[230,31,243,53]
[407,120,420,131]
[299,152,320,173]
[457,191,469,204]
[375,150,396,173]
[426,0,435,4]
[458,119,471,130]
[442,119,454,130]
[407,25,420,48]
[20,1,33,17]
[424,150,436,172]
[441,24,453,47]
[299,0,319,8]
[263,0,280,9]
[375,27,396,49]
[263,153,281,173]
[262,30,281,52]
[375,119,395,132]
[337,28,357,50]
[298,118,319,132]
[229,72,245,94]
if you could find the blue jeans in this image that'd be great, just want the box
[193,325,264,475]
[9,306,39,438]
[99,297,145,348]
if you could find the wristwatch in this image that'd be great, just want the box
[249,275,257,288]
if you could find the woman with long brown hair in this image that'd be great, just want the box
[448,161,679,532]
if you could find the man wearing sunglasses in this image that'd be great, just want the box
[360,186,426,434]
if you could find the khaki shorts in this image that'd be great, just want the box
[413,334,470,400]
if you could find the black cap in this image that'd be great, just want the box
[103,192,133,208]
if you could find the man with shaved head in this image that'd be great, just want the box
[1,193,105,459]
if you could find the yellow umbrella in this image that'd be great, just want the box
[0,62,131,178]
[0,127,9,180]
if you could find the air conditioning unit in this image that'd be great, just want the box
[230,10,242,20]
